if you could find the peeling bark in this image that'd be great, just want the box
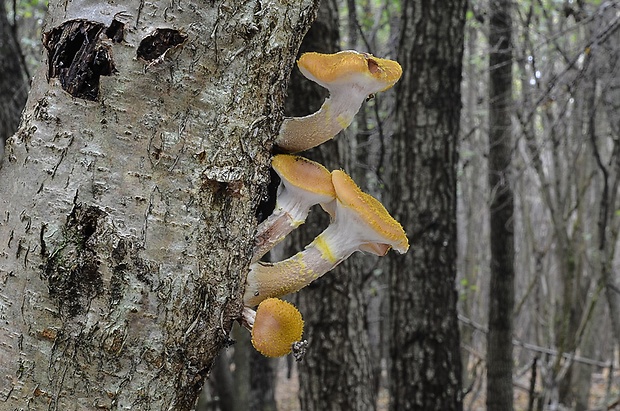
[0,1,318,409]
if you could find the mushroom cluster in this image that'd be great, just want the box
[245,162,408,307]
[240,50,405,359]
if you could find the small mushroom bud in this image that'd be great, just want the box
[252,154,336,263]
[244,169,409,307]
[242,298,305,358]
[276,50,403,153]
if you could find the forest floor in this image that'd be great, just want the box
[273,359,389,410]
[274,359,620,411]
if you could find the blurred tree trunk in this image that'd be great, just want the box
[591,7,620,409]
[0,0,317,409]
[283,1,377,410]
[0,0,28,162]
[486,0,515,410]
[250,350,277,411]
[232,329,251,411]
[212,325,252,411]
[388,0,466,409]
[208,350,236,411]
[459,16,489,393]
[593,5,620,354]
[514,3,619,406]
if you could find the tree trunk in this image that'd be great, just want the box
[486,0,515,410]
[0,0,28,161]
[592,4,620,355]
[459,18,489,393]
[249,350,277,411]
[0,1,317,409]
[280,1,376,410]
[388,0,466,409]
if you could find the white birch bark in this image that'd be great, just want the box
[0,1,316,409]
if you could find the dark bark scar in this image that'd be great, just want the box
[43,202,105,317]
[137,28,188,62]
[43,19,119,101]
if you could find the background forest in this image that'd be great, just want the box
[1,0,619,410]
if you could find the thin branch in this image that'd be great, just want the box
[458,314,611,368]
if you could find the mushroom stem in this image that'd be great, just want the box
[252,211,298,264]
[241,306,256,330]
[277,87,369,153]
[252,191,330,263]
[244,227,353,307]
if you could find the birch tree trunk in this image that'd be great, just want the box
[388,0,466,409]
[0,1,317,409]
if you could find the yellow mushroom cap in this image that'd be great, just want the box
[297,50,403,93]
[272,154,335,200]
[251,298,304,358]
[272,154,336,217]
[251,155,336,264]
[331,170,409,254]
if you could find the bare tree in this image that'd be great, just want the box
[591,3,620,350]
[388,0,467,409]
[486,0,515,409]
[512,2,620,406]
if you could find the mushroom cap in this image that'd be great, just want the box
[273,154,335,198]
[298,51,403,94]
[272,154,336,216]
[251,298,304,358]
[331,170,409,255]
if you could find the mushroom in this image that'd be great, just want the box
[252,154,336,263]
[244,169,409,306]
[276,50,403,153]
[241,298,304,358]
